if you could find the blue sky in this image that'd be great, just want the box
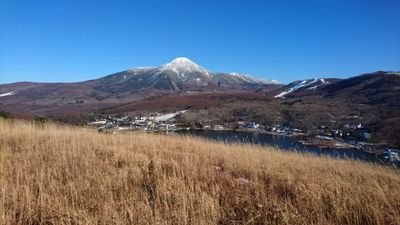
[0,0,399,84]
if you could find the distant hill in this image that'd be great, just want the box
[270,71,400,106]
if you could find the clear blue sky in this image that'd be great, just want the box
[1,0,399,84]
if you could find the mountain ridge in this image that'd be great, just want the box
[1,62,399,146]
[91,57,278,93]
[0,57,280,117]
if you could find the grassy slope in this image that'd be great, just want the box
[0,120,399,225]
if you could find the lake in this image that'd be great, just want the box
[174,130,385,164]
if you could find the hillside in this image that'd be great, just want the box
[177,72,400,147]
[0,119,399,225]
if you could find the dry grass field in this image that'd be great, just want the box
[0,119,399,225]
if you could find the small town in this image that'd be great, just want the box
[89,110,400,163]
[88,110,189,132]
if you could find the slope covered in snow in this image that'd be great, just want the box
[154,110,188,122]
[0,91,15,97]
[274,78,329,98]
[227,73,279,85]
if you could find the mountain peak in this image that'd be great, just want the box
[157,57,210,77]
[170,57,193,64]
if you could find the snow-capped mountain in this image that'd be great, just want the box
[94,57,279,92]
[0,57,277,98]
[0,57,281,116]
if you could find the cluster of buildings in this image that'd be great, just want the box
[382,149,400,163]
[194,121,306,136]
[315,123,370,141]
[89,110,188,132]
[236,122,306,136]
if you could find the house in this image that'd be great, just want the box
[89,120,107,125]
[382,149,400,162]
[316,135,334,141]
[157,123,176,130]
[245,122,259,129]
[214,125,225,130]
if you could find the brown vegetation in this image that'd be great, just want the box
[100,91,269,114]
[0,119,399,225]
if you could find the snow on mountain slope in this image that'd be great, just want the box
[275,80,308,98]
[274,78,329,98]
[261,79,281,85]
[127,67,156,74]
[227,73,279,84]
[0,91,15,97]
[229,73,259,83]
[154,110,188,122]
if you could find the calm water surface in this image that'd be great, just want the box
[175,130,384,164]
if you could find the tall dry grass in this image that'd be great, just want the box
[0,119,399,225]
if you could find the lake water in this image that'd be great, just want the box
[174,130,384,164]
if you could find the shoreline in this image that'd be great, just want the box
[176,128,393,155]
[103,126,396,157]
